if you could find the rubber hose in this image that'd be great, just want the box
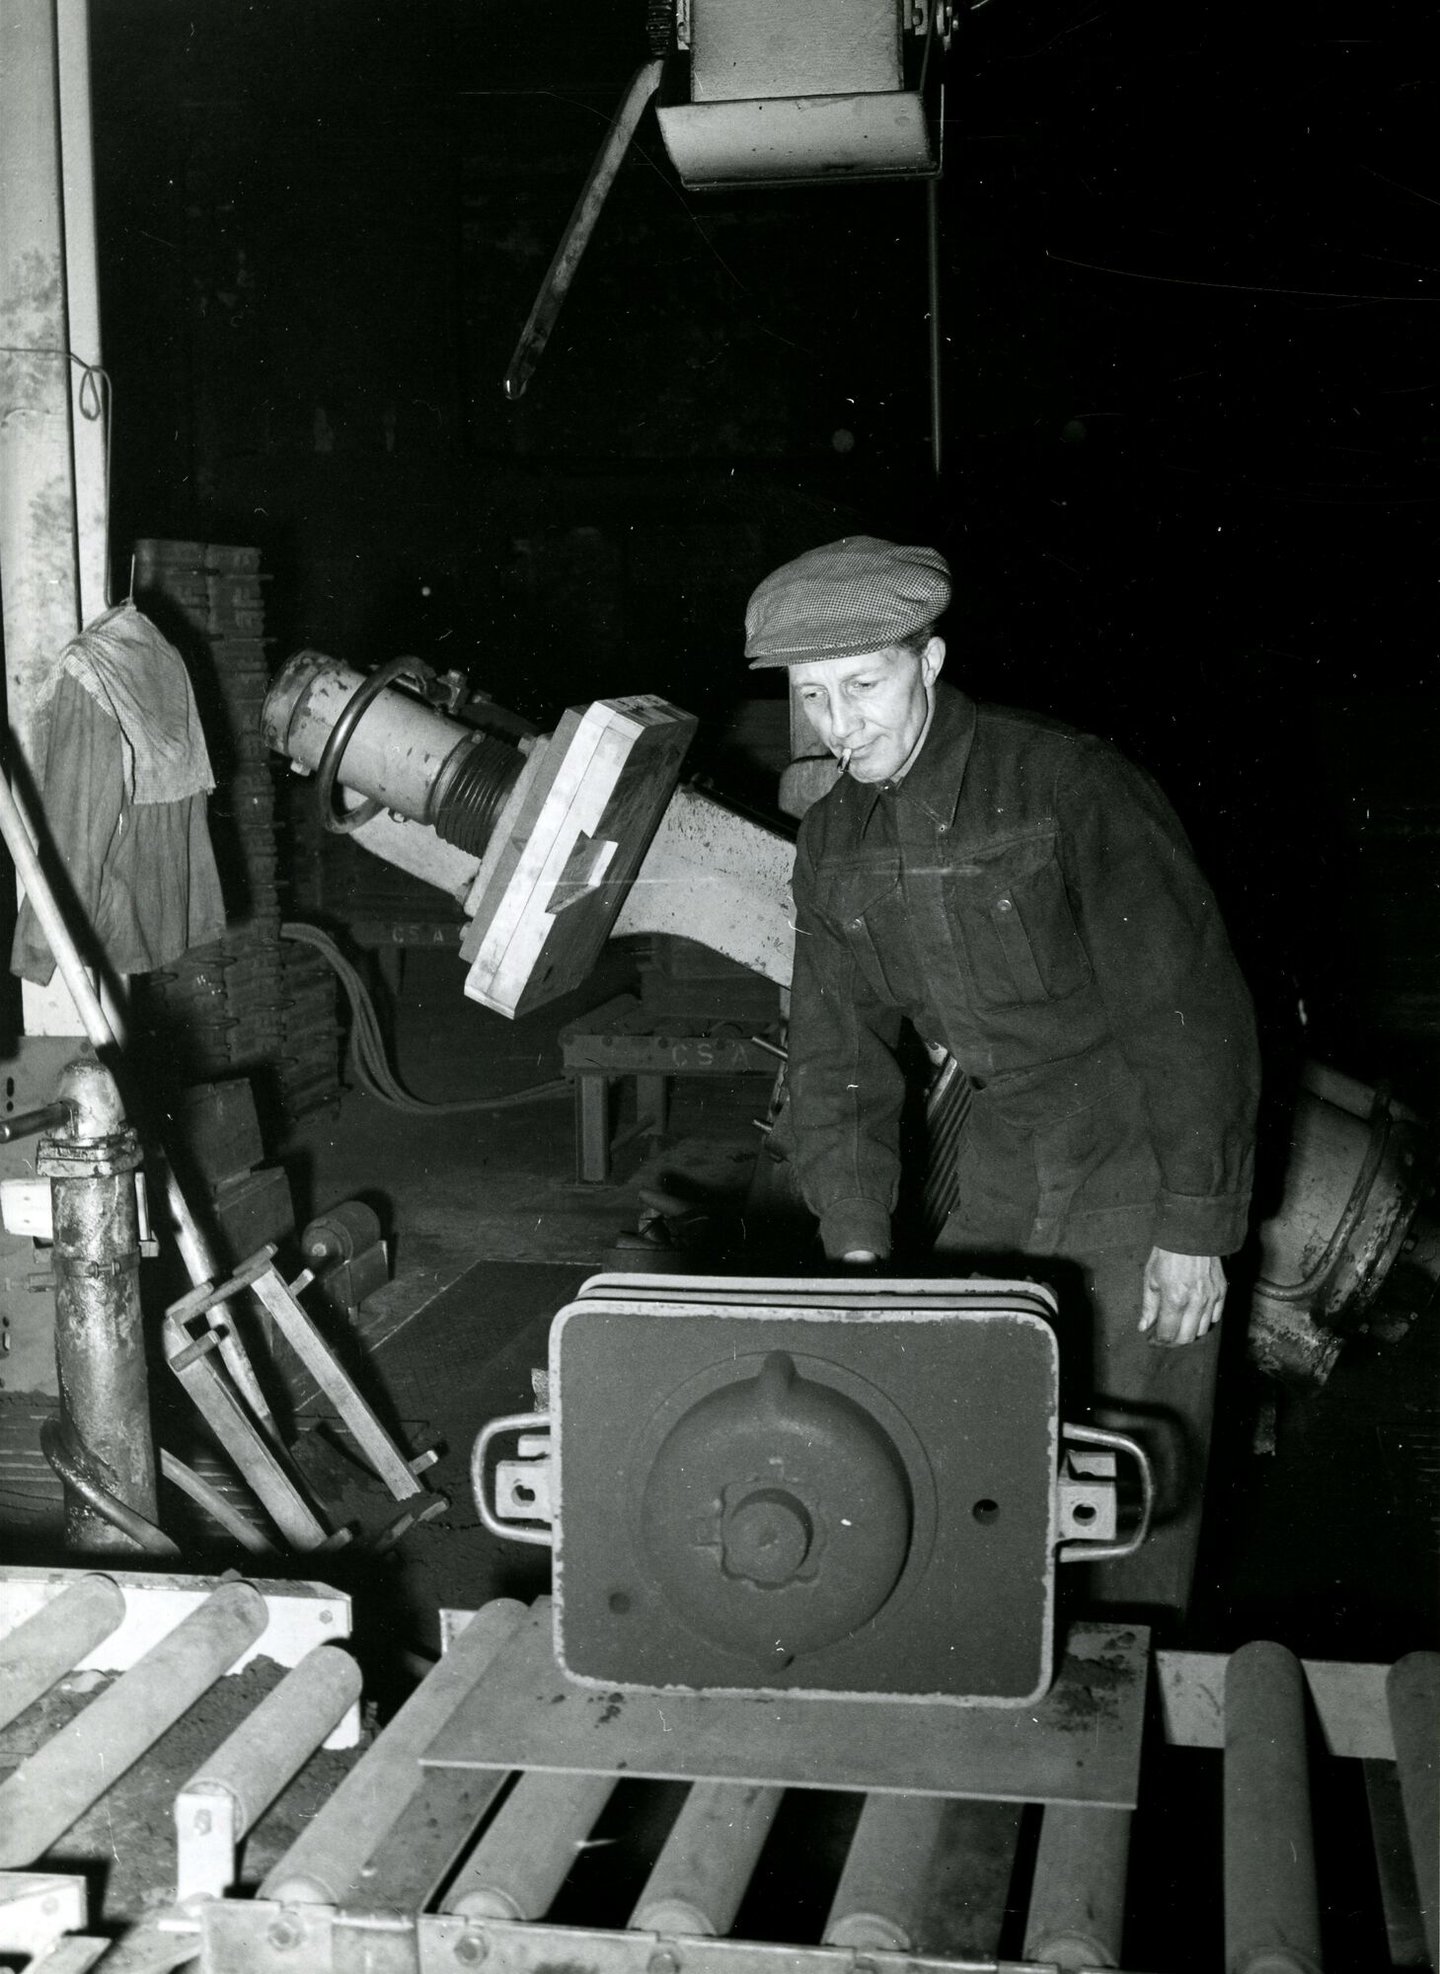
[280,923,570,1116]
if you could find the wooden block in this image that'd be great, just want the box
[175,1079,264,1189]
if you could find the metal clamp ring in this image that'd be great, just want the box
[315,656,435,835]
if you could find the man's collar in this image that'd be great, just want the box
[846,682,975,831]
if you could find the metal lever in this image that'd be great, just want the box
[0,1101,72,1143]
[503,58,664,400]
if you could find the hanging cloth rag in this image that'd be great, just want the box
[12,602,227,984]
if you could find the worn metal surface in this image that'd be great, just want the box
[424,1604,1148,1807]
[1386,1651,1440,1969]
[0,1580,267,1867]
[246,1255,425,1502]
[1022,1803,1131,1970]
[658,93,936,190]
[1250,1067,1428,1384]
[0,1568,354,1707]
[262,1597,528,1907]
[160,1306,330,1553]
[637,1347,917,1659]
[201,1902,1066,1974]
[690,0,902,102]
[0,1574,124,1733]
[1223,1642,1323,1974]
[631,1780,782,1937]
[175,1644,362,1900]
[38,1062,152,1552]
[549,1291,1060,1702]
[262,652,486,831]
[444,1770,617,1920]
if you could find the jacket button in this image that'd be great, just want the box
[996,897,1013,913]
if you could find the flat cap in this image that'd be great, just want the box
[745,535,951,668]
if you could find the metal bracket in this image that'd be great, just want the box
[1,1170,158,1254]
[1055,1421,1154,1565]
[174,1785,239,1904]
[471,1413,553,1546]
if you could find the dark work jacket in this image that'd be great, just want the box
[788,683,1261,1262]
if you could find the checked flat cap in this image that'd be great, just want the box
[745,536,951,668]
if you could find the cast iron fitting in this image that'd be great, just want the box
[37,1126,142,1183]
[55,1057,127,1139]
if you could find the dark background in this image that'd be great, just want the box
[92,0,1439,1096]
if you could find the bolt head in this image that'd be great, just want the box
[649,1953,681,1974]
[455,1933,488,1965]
[267,1916,302,1951]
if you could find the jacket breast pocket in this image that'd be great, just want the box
[944,833,1090,1007]
[813,862,905,1000]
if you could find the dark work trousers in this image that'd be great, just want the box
[932,1221,1221,1632]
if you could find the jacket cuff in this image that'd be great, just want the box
[818,1198,892,1261]
[1153,1190,1251,1258]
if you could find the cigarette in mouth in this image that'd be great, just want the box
[837,748,852,776]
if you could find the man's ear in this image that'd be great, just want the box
[923,635,946,686]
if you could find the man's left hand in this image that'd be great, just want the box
[1140,1247,1225,1347]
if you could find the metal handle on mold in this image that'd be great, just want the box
[1056,1419,1154,1565]
[470,1411,554,1547]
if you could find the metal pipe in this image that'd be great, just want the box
[503,58,664,400]
[39,1060,150,1543]
[263,1596,528,1906]
[1386,1651,1439,1969]
[0,1579,267,1867]
[160,1448,278,1557]
[446,1770,616,1920]
[38,1057,156,1551]
[181,1644,361,1840]
[0,1101,71,1141]
[1224,1641,1324,1974]
[0,759,218,1288]
[631,1782,782,1936]
[0,1573,125,1732]
[1022,1805,1131,1970]
[824,1794,949,1951]
[39,1419,176,1558]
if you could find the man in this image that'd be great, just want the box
[748,536,1260,1622]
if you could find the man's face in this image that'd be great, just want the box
[791,637,945,783]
